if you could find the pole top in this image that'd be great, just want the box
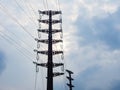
[66,69,74,74]
[38,10,62,15]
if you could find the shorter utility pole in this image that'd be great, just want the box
[66,70,74,90]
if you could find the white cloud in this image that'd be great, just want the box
[0,0,120,90]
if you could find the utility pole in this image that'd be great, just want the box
[34,10,64,90]
[66,70,74,90]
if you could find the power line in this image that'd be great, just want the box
[22,0,38,20]
[21,0,37,17]
[42,0,47,10]
[45,0,48,10]
[14,0,37,26]
[0,30,33,57]
[0,2,47,55]
[0,33,34,62]
[0,23,34,50]
[0,3,35,39]
[34,71,38,90]
[57,0,61,11]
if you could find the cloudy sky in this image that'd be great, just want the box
[0,0,120,90]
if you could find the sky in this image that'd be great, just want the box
[0,0,120,90]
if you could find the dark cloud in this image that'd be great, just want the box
[0,51,6,74]
[75,8,120,50]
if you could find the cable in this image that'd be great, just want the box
[45,0,48,10]
[0,23,34,50]
[34,71,38,90]
[42,0,47,10]
[0,30,33,57]
[13,0,37,26]
[21,0,37,17]
[57,0,61,11]
[0,3,35,39]
[0,33,34,62]
[55,0,59,11]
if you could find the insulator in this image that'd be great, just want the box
[37,42,40,49]
[39,23,41,29]
[60,23,62,29]
[61,65,64,71]
[39,14,42,20]
[60,33,63,39]
[60,44,63,49]
[61,53,64,60]
[38,32,41,39]
[36,65,39,72]
[36,54,39,60]
[59,14,62,19]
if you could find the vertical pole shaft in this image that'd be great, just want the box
[69,74,72,90]
[47,10,53,90]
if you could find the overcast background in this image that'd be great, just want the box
[0,0,120,90]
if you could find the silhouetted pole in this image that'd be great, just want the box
[66,70,74,90]
[34,10,64,90]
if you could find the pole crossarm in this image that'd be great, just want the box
[34,49,63,55]
[38,29,62,34]
[35,38,63,44]
[38,19,62,24]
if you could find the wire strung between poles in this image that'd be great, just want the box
[0,3,35,39]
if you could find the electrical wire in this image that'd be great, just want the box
[0,3,35,39]
[45,0,48,10]
[0,23,34,50]
[57,0,61,11]
[0,30,33,57]
[21,0,37,18]
[0,1,51,90]
[14,0,37,26]
[0,32,34,62]
[54,0,58,11]
[34,71,38,90]
[42,0,47,10]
